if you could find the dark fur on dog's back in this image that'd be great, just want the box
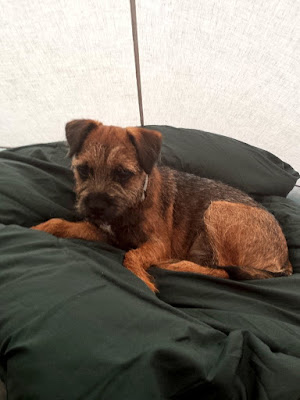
[169,168,259,257]
[32,120,292,291]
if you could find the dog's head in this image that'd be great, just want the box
[66,119,162,224]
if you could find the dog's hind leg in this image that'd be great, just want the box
[157,260,229,279]
[203,201,292,279]
[158,200,292,281]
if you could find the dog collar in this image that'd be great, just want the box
[141,174,149,201]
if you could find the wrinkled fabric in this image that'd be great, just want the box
[0,140,299,400]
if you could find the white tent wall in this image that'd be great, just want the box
[0,0,139,145]
[137,0,299,171]
[0,0,299,172]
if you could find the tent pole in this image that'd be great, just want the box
[129,0,144,126]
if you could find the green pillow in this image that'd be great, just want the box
[146,125,299,196]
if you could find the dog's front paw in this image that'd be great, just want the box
[124,251,158,292]
[31,218,70,238]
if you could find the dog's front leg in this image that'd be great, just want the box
[124,239,169,292]
[32,219,104,241]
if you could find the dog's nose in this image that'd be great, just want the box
[85,192,112,217]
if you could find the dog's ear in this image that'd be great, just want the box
[65,119,99,157]
[127,127,162,174]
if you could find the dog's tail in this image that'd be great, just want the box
[214,262,292,280]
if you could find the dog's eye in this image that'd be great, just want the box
[76,164,93,180]
[113,167,134,183]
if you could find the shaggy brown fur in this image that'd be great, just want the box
[32,120,292,292]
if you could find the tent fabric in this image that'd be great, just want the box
[0,132,300,399]
[0,0,299,172]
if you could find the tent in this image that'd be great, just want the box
[1,0,299,172]
[0,1,299,400]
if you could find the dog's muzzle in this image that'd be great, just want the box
[83,192,116,222]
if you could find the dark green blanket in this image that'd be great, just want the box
[0,128,300,400]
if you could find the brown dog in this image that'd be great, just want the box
[32,120,292,292]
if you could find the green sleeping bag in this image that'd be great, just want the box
[0,126,299,400]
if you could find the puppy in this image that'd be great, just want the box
[33,120,292,292]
